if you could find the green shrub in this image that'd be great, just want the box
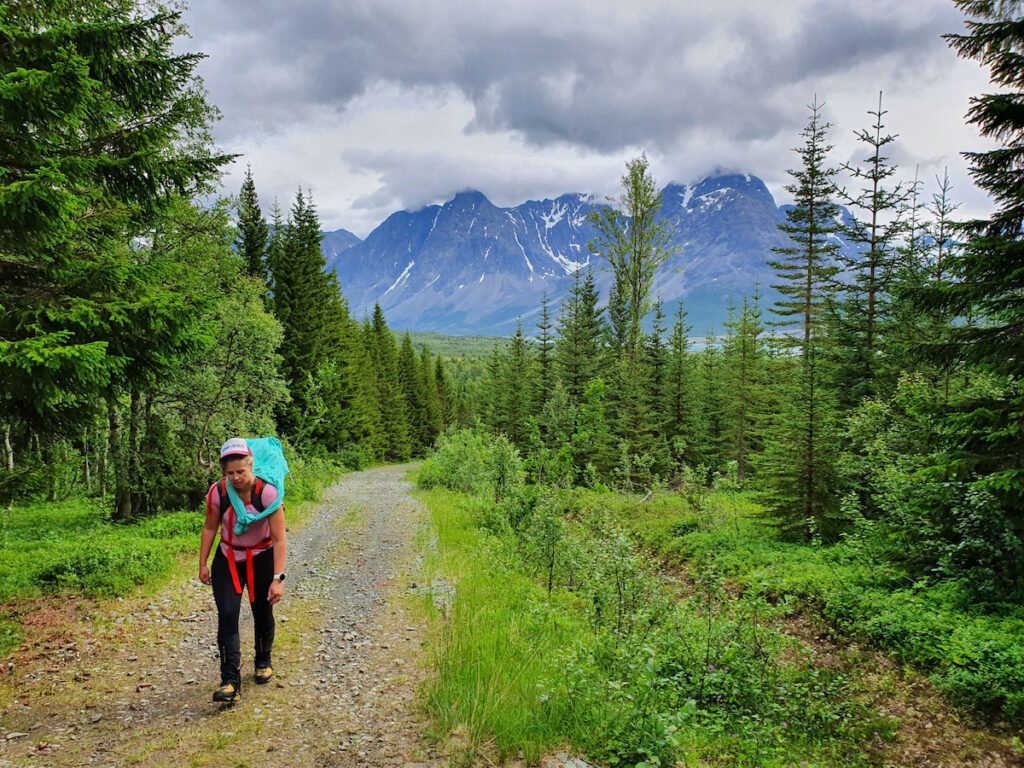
[135,510,204,540]
[282,444,343,505]
[0,448,346,650]
[418,428,523,499]
[622,489,1024,725]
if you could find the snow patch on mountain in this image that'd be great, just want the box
[383,260,415,297]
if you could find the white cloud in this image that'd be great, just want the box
[187,0,997,236]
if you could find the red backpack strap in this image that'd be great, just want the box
[212,478,242,595]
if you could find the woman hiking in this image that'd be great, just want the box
[199,437,287,704]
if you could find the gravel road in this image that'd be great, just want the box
[0,464,442,768]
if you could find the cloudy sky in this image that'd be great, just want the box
[182,0,994,237]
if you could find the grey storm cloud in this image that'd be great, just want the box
[185,0,964,154]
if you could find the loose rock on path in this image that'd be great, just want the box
[0,464,445,768]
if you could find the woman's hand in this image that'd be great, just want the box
[199,563,211,585]
[268,579,283,606]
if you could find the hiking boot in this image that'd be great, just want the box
[254,665,274,685]
[212,681,241,704]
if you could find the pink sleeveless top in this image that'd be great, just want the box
[206,481,277,561]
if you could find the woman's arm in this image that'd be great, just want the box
[198,494,220,585]
[268,506,287,605]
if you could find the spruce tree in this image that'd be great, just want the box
[573,378,617,484]
[642,298,672,477]
[0,2,230,444]
[556,267,603,404]
[236,165,270,283]
[667,303,701,468]
[831,92,907,404]
[926,168,960,284]
[110,199,243,516]
[889,170,960,393]
[300,274,380,457]
[345,319,384,461]
[271,189,331,434]
[913,1,1024,592]
[721,294,766,480]
[644,299,670,426]
[266,199,286,308]
[696,330,725,474]
[503,320,534,447]
[613,351,659,486]
[763,98,842,539]
[485,345,506,433]
[397,333,428,454]
[359,317,387,461]
[536,292,555,411]
[421,347,443,446]
[369,304,410,461]
[434,357,457,428]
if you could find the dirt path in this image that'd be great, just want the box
[0,465,446,768]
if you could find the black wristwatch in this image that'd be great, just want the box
[272,573,286,582]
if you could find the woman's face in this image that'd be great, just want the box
[223,456,254,491]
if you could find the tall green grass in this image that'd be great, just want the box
[416,446,886,766]
[419,488,582,762]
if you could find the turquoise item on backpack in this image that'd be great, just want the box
[224,437,290,534]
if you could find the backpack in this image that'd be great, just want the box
[216,437,290,534]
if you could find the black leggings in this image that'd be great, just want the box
[211,546,275,686]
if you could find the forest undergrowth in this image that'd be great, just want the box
[415,430,1024,768]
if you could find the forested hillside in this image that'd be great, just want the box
[0,6,455,522]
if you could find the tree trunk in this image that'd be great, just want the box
[47,439,57,503]
[3,424,12,472]
[83,428,91,493]
[108,394,131,520]
[100,425,108,498]
[3,424,13,514]
[137,393,157,517]
[129,385,143,517]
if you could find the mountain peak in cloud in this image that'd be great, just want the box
[448,189,492,207]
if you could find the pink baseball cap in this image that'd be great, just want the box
[220,437,252,458]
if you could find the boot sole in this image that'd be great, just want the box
[212,686,241,704]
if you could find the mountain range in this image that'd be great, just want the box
[322,173,857,336]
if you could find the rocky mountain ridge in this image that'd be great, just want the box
[321,174,857,335]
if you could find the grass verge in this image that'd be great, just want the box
[616,489,1024,725]
[415,482,889,767]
